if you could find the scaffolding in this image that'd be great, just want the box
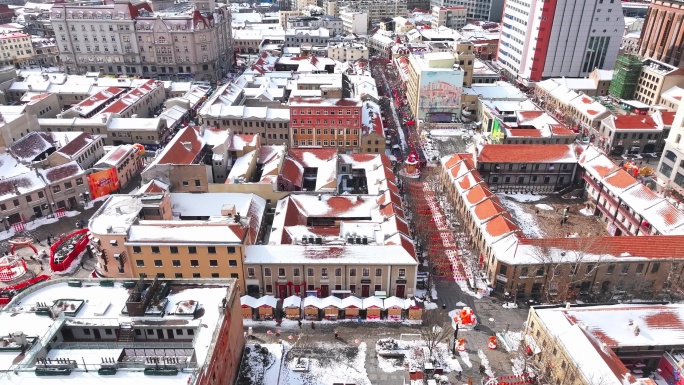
[608,54,643,99]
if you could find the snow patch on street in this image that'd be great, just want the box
[498,196,545,238]
[535,203,554,211]
[498,193,548,202]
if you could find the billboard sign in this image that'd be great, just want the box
[87,168,120,199]
[418,70,464,122]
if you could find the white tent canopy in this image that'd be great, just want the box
[321,296,342,308]
[255,295,278,308]
[283,295,302,309]
[361,296,384,309]
[241,295,258,308]
[341,296,363,309]
[383,296,408,309]
[303,296,324,309]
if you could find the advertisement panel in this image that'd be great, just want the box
[418,70,464,123]
[87,168,120,199]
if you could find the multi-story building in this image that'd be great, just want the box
[475,144,580,192]
[429,0,503,21]
[329,0,408,24]
[598,113,671,156]
[405,52,464,129]
[93,144,144,190]
[284,28,331,48]
[289,97,364,152]
[99,79,166,118]
[286,15,343,35]
[440,152,684,300]
[581,146,684,236]
[527,304,684,385]
[431,6,467,30]
[327,42,369,61]
[497,0,622,86]
[656,102,684,193]
[48,132,106,170]
[339,10,368,34]
[0,32,36,68]
[634,59,684,106]
[50,0,233,81]
[88,189,265,286]
[32,38,61,67]
[638,0,684,69]
[0,276,244,385]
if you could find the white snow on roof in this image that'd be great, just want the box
[283,295,302,308]
[321,296,342,308]
[341,296,362,309]
[256,295,278,308]
[361,296,383,309]
[0,279,235,379]
[303,296,323,308]
[245,245,418,265]
[383,296,408,309]
[241,295,258,308]
[127,221,244,244]
[227,150,256,182]
[170,192,264,218]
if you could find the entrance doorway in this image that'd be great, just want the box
[361,285,370,297]
[396,285,405,298]
[94,329,101,339]
[320,285,329,297]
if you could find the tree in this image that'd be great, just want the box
[527,236,607,304]
[420,309,453,360]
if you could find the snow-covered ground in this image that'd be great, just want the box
[497,195,544,238]
[376,338,464,374]
[579,207,594,216]
[242,341,372,385]
[535,203,554,211]
[498,193,548,203]
[0,210,82,241]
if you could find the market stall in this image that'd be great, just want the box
[240,295,257,319]
[303,296,322,320]
[282,295,302,320]
[362,296,384,320]
[341,296,362,319]
[384,296,407,321]
[407,299,422,320]
[255,295,278,320]
[321,296,342,320]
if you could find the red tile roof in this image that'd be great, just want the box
[477,144,577,163]
[517,111,544,122]
[465,185,494,205]
[57,132,94,157]
[612,115,658,130]
[156,126,204,165]
[506,129,543,138]
[73,86,125,112]
[289,148,338,166]
[484,213,520,238]
[443,153,473,169]
[43,162,81,183]
[603,169,638,190]
[550,124,576,136]
[473,198,506,221]
[100,80,159,115]
[519,235,684,259]
[661,111,676,126]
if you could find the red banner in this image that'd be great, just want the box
[50,229,89,272]
[87,168,120,199]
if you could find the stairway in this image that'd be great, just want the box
[118,323,134,342]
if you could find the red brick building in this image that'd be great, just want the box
[289,97,363,153]
[639,0,684,69]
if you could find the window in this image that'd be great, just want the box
[375,268,382,277]
[607,264,615,274]
[190,260,199,267]
[209,260,218,267]
[651,263,660,274]
[84,328,91,335]
[520,267,529,277]
[499,265,508,275]
[133,246,142,253]
[188,246,197,254]
[175,273,183,278]
[293,268,300,277]
[247,267,255,277]
[398,269,406,277]
[53,185,61,193]
[335,268,342,277]
[362,268,370,277]
[195,180,201,187]
[229,260,238,267]
[307,268,314,276]
[193,273,201,278]
[535,267,544,277]
[227,246,236,253]
[265,284,273,293]
[136,260,144,267]
[278,268,286,277]
[170,246,178,254]
[264,268,272,277]
[621,264,630,274]
[151,246,160,253]
[154,260,162,267]
[208,246,216,254]
[321,268,328,277]
[349,268,357,276]
[636,263,644,274]
[156,273,165,278]
[172,260,181,267]
[64,181,72,190]
[213,273,221,278]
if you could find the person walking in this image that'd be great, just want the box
[297,319,302,329]
[334,330,339,339]
[311,322,315,330]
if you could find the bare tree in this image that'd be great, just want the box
[420,309,453,360]
[527,236,607,304]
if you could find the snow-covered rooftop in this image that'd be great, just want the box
[244,245,418,265]
[0,278,238,383]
